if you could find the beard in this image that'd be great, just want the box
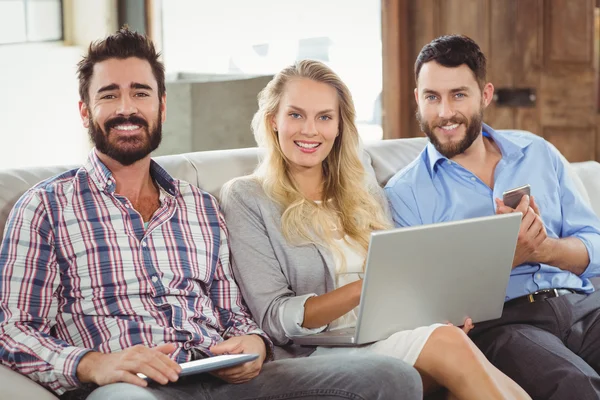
[88,109,162,166]
[416,104,484,159]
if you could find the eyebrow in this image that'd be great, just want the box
[421,86,471,96]
[96,82,154,94]
[287,105,336,114]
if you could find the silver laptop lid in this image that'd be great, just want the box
[354,213,521,345]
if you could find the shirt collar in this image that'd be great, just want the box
[425,123,533,176]
[85,148,179,197]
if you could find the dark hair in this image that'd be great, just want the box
[414,35,487,89]
[77,26,165,104]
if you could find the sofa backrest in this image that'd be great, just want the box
[1,136,599,241]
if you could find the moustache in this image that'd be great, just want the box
[435,116,467,128]
[104,116,149,133]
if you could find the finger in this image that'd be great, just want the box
[126,360,172,385]
[135,347,180,382]
[153,349,182,375]
[116,369,149,387]
[215,364,259,383]
[154,343,177,355]
[520,207,537,232]
[151,352,181,381]
[533,223,547,247]
[530,196,541,215]
[515,195,530,214]
[495,199,513,215]
[221,370,258,384]
[212,362,251,377]
[211,340,244,355]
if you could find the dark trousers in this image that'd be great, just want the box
[468,290,600,400]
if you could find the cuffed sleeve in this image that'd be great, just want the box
[278,293,327,338]
[549,143,600,278]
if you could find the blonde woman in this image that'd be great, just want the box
[221,60,530,400]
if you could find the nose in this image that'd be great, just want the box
[301,118,318,136]
[116,95,138,116]
[438,99,455,119]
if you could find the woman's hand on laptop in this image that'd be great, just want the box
[209,334,267,383]
[447,318,475,334]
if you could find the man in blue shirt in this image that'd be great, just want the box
[385,34,600,399]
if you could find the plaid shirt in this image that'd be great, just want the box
[0,150,271,395]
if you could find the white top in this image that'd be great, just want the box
[278,202,366,338]
[328,236,365,330]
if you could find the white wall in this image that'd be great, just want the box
[0,0,119,170]
[0,43,88,169]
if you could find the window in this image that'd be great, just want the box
[161,0,382,141]
[0,0,63,44]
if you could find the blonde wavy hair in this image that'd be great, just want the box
[252,60,391,269]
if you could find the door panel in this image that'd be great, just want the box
[402,0,598,161]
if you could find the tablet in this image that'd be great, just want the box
[137,353,259,380]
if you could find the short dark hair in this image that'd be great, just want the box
[77,26,165,104]
[414,35,487,89]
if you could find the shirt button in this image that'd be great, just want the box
[142,241,147,247]
[447,160,452,165]
[152,276,159,283]
[536,274,542,279]
[125,204,130,208]
[470,177,476,181]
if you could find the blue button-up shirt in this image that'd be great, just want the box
[384,124,600,300]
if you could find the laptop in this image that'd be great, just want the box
[291,213,522,346]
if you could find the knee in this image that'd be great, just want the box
[86,383,160,400]
[428,326,473,351]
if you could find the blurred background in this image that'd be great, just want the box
[1,0,599,169]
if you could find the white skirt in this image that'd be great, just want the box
[310,323,444,366]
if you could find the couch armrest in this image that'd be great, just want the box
[0,365,58,399]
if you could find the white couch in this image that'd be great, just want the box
[0,136,599,399]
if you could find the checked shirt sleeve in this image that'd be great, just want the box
[209,210,274,359]
[0,190,91,395]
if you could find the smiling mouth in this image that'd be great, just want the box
[294,141,321,149]
[113,124,142,132]
[439,123,460,131]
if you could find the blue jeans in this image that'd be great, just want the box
[72,353,421,400]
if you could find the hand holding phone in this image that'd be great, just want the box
[502,184,531,209]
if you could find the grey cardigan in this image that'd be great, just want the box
[220,175,391,352]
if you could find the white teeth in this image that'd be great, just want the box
[295,141,320,149]
[114,125,140,131]
[441,124,459,130]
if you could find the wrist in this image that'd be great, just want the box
[249,334,268,360]
[76,351,102,383]
[534,238,557,264]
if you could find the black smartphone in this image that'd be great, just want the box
[502,184,531,209]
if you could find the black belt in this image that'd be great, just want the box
[505,288,580,308]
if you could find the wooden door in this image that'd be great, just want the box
[387,0,599,162]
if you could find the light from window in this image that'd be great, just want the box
[161,0,383,141]
[0,0,62,45]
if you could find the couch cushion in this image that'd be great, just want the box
[183,147,263,198]
[364,137,428,186]
[571,161,600,216]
